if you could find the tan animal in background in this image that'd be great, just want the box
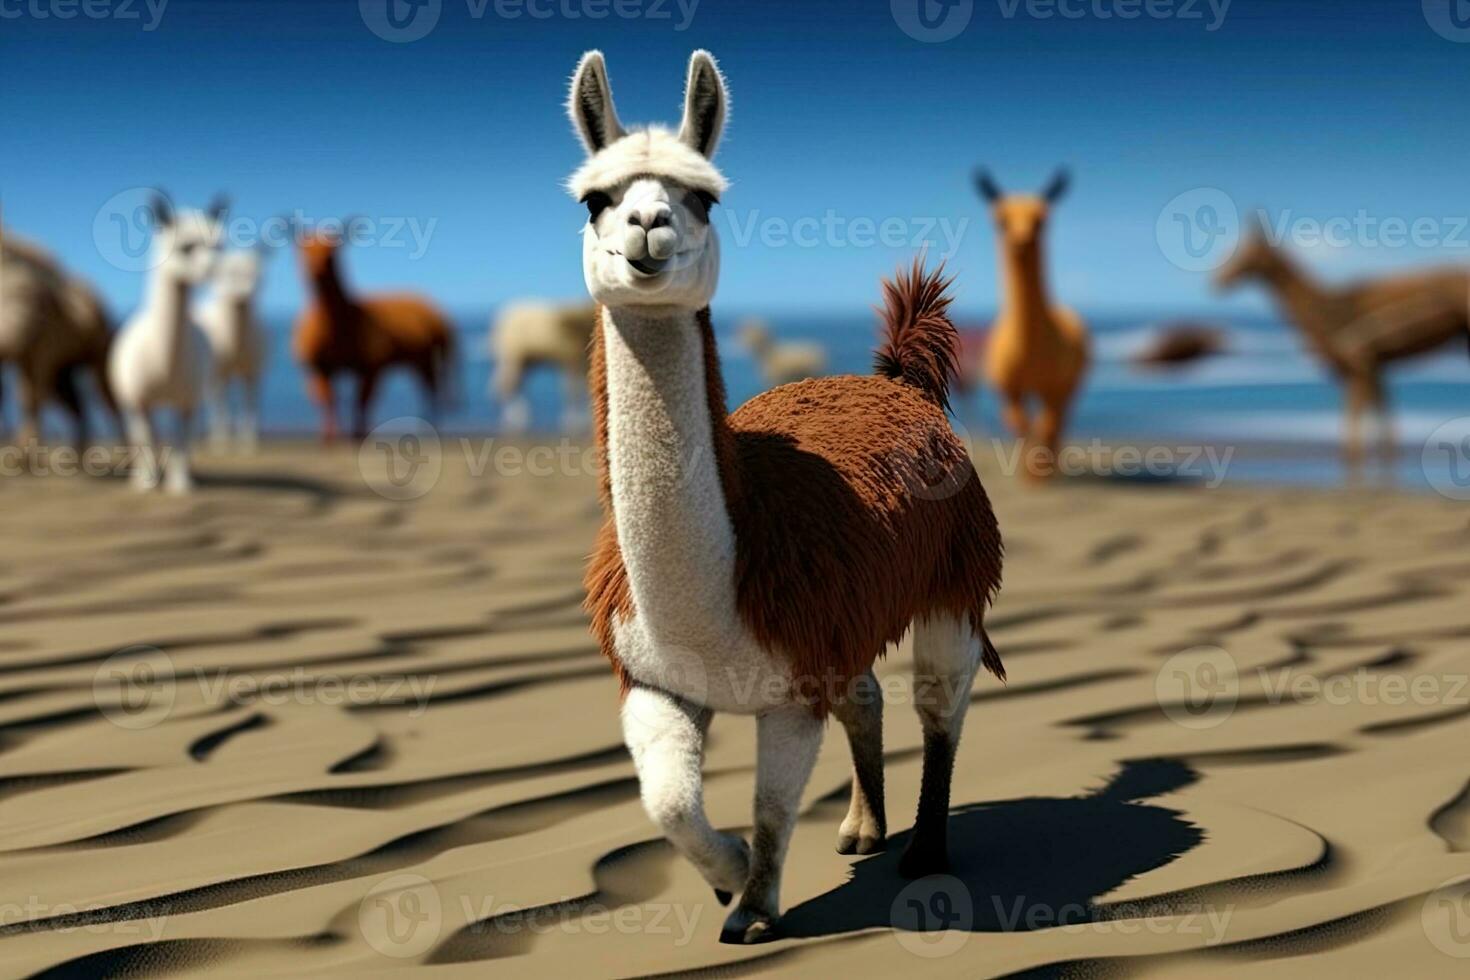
[0,230,121,450]
[976,169,1090,480]
[1216,220,1470,471]
[737,318,827,387]
[488,300,596,431]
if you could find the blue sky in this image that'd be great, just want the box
[5,0,1470,320]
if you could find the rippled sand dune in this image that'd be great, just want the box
[1,442,1468,978]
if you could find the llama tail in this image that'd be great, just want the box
[874,258,960,412]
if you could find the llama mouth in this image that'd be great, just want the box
[628,256,669,278]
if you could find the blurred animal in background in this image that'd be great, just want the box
[1131,323,1227,370]
[488,300,595,432]
[736,318,827,387]
[0,230,121,450]
[976,168,1090,480]
[293,220,455,442]
[1216,219,1470,472]
[108,194,226,493]
[196,242,269,452]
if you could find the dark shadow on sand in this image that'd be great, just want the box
[780,759,1204,939]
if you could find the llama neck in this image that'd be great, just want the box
[596,305,740,639]
[312,257,357,320]
[999,241,1057,337]
[145,272,192,362]
[1259,253,1341,359]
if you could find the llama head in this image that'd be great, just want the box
[974,168,1069,251]
[1213,214,1277,291]
[295,219,362,283]
[212,244,268,301]
[148,193,227,285]
[567,50,728,311]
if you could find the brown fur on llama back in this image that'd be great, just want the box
[584,261,1004,712]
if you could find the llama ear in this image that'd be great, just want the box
[206,193,230,223]
[1041,168,1070,205]
[148,192,174,229]
[973,169,1002,204]
[568,50,625,155]
[678,50,727,159]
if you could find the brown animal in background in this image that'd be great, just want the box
[293,224,454,441]
[976,168,1090,481]
[1216,221,1470,471]
[1132,323,1228,369]
[0,231,122,449]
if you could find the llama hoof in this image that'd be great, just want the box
[714,889,732,907]
[837,832,886,855]
[719,907,777,945]
[898,843,948,880]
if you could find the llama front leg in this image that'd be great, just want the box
[164,409,195,495]
[308,370,338,444]
[621,687,750,899]
[124,409,160,491]
[239,374,261,453]
[900,613,981,879]
[832,670,886,855]
[207,375,231,452]
[721,704,823,945]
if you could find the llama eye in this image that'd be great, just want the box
[688,190,718,220]
[583,192,612,222]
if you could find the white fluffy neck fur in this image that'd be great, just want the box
[600,305,740,648]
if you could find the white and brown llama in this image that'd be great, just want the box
[568,51,1004,944]
[108,194,224,493]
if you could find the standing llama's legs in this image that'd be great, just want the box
[353,369,380,440]
[240,373,261,452]
[1344,376,1369,477]
[1032,389,1074,480]
[832,669,886,855]
[164,409,196,495]
[308,371,339,443]
[54,367,88,451]
[622,686,751,898]
[721,704,823,944]
[124,409,160,491]
[207,374,232,451]
[900,613,982,879]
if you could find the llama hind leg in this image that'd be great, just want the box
[124,409,160,491]
[621,687,750,898]
[721,704,823,944]
[901,613,981,879]
[833,670,886,855]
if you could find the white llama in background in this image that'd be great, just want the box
[488,300,596,432]
[196,242,268,451]
[108,194,225,493]
[736,318,828,387]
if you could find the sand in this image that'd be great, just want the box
[0,440,1467,978]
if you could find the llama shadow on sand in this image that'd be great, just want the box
[780,759,1203,939]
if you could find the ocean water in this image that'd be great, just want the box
[27,310,1470,493]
